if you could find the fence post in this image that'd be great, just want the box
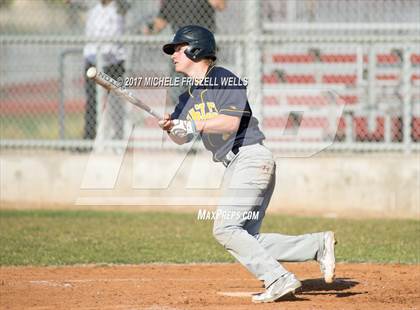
[367,45,377,133]
[384,112,391,143]
[245,0,262,121]
[58,49,82,140]
[402,46,412,154]
[58,50,66,140]
[95,48,106,151]
[345,111,354,143]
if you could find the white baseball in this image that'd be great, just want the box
[86,67,97,79]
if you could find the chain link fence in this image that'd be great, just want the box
[1,0,419,153]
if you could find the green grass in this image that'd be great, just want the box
[0,113,84,140]
[0,209,418,266]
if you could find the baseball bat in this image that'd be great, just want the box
[86,67,161,120]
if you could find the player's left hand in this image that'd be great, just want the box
[170,119,198,141]
[158,113,173,131]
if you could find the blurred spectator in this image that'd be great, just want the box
[83,0,127,140]
[144,0,225,34]
[64,0,89,31]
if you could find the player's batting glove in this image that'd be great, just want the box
[170,120,198,142]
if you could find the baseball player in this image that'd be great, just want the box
[158,25,336,303]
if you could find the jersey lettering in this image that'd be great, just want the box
[187,101,219,121]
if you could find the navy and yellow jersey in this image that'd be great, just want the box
[170,66,265,162]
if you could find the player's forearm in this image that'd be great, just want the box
[195,115,240,134]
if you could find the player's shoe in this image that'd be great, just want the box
[319,231,336,283]
[252,272,301,303]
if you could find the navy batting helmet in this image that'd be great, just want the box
[162,25,216,61]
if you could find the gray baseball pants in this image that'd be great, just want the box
[213,143,325,288]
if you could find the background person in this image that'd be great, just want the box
[83,0,127,141]
[144,0,225,34]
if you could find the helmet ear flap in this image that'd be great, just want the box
[184,46,201,60]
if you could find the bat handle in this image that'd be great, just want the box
[150,110,162,120]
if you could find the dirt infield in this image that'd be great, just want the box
[1,263,419,310]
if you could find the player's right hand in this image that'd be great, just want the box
[158,113,173,131]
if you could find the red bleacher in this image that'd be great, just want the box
[263,96,279,105]
[354,116,405,142]
[412,74,420,81]
[411,54,420,64]
[263,116,329,129]
[261,95,359,106]
[320,54,357,63]
[340,95,358,105]
[262,73,317,84]
[287,95,328,106]
[261,50,420,142]
[376,74,399,81]
[376,53,400,65]
[412,117,420,140]
[262,73,279,84]
[285,74,316,84]
[263,115,412,142]
[262,72,420,85]
[322,74,357,85]
[270,52,412,65]
[272,54,315,63]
